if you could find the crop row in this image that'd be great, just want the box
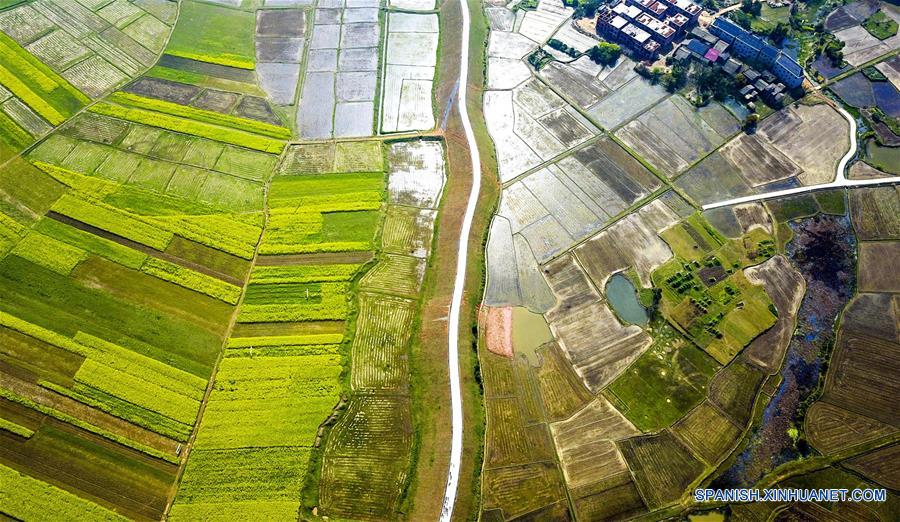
[226,334,344,348]
[350,294,416,391]
[0,212,27,255]
[0,463,128,521]
[0,417,33,438]
[41,380,193,441]
[165,50,255,71]
[90,102,285,154]
[0,32,88,122]
[0,387,179,464]
[238,284,349,322]
[224,344,341,358]
[33,162,119,199]
[74,360,200,426]
[108,92,291,139]
[11,232,88,275]
[141,257,241,304]
[249,264,362,284]
[0,109,32,148]
[51,194,174,251]
[151,214,263,260]
[34,218,148,269]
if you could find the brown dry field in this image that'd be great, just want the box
[480,305,513,357]
[671,401,741,466]
[536,343,592,421]
[806,401,897,455]
[743,255,805,372]
[618,430,705,510]
[820,294,899,428]
[850,186,900,240]
[708,360,767,427]
[844,443,900,490]
[858,242,900,292]
[550,398,639,490]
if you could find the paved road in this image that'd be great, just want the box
[702,105,900,210]
[440,0,481,519]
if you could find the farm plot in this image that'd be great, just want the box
[484,78,598,182]
[652,219,778,365]
[605,320,720,432]
[587,75,668,131]
[858,242,900,292]
[742,255,805,371]
[0,0,172,102]
[29,115,272,213]
[299,4,383,138]
[618,430,705,510]
[171,340,343,519]
[320,394,414,520]
[833,24,897,66]
[670,401,741,466]
[550,398,640,490]
[480,352,569,520]
[543,254,652,392]
[517,0,573,44]
[677,103,849,205]
[0,156,261,517]
[319,138,443,521]
[166,0,255,69]
[381,13,439,133]
[616,96,740,177]
[817,293,899,429]
[850,186,900,239]
[256,9,306,105]
[386,140,446,208]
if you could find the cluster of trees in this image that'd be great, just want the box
[565,0,609,19]
[547,38,581,58]
[587,42,621,65]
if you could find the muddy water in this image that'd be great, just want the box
[605,273,649,326]
[511,307,553,365]
[712,215,856,488]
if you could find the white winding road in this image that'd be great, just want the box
[703,105,900,210]
[439,0,481,519]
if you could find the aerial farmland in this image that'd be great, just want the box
[0,0,899,520]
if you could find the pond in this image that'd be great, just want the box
[605,273,649,326]
[866,140,900,175]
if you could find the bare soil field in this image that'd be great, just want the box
[671,401,741,466]
[618,430,705,510]
[850,186,900,240]
[743,255,805,371]
[858,241,900,292]
[844,443,900,490]
[550,398,640,489]
[806,401,897,455]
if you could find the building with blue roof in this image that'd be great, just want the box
[709,16,804,89]
[773,53,804,88]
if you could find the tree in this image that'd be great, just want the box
[769,22,789,45]
[733,11,753,30]
[661,65,687,92]
[588,42,621,66]
[740,0,761,16]
[743,113,759,132]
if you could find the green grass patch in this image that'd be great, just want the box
[250,264,362,284]
[605,319,720,432]
[814,190,846,215]
[765,193,819,222]
[863,11,898,40]
[166,0,256,70]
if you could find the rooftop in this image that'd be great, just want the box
[775,53,803,77]
[622,22,652,43]
[636,12,676,38]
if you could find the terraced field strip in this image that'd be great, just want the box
[321,140,446,520]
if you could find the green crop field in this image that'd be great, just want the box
[166,1,257,70]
